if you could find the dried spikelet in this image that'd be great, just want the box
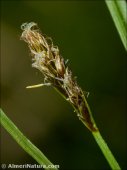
[21,22,98,132]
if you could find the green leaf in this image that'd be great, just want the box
[0,108,58,170]
[105,0,127,50]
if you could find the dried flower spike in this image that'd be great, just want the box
[21,22,98,132]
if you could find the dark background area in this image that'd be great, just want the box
[1,0,127,169]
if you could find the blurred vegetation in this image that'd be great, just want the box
[1,1,127,169]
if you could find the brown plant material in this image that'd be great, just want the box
[21,22,98,132]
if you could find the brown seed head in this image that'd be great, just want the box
[21,22,98,132]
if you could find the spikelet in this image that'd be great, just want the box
[21,22,98,132]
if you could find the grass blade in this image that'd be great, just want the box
[0,108,58,170]
[105,0,127,50]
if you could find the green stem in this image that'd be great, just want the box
[80,96,121,169]
[0,108,58,170]
[92,130,121,170]
[55,87,121,169]
[105,0,127,50]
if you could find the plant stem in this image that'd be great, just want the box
[0,108,58,170]
[77,95,121,169]
[92,130,121,170]
[55,87,121,169]
[105,0,127,50]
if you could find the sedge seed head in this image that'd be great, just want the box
[21,22,98,132]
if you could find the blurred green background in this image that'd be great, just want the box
[1,0,127,169]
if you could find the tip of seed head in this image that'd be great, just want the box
[21,22,37,31]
